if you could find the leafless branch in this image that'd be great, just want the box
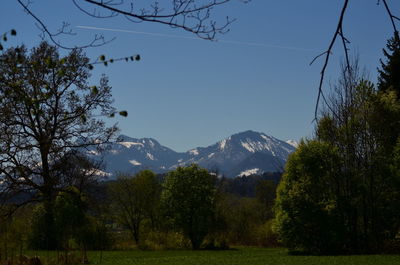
[72,0,238,40]
[16,0,113,49]
[312,0,399,121]
[311,0,350,120]
[381,0,399,34]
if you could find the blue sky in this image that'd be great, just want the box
[1,0,399,151]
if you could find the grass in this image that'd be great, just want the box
[26,247,400,265]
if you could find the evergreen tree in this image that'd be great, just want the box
[378,32,400,97]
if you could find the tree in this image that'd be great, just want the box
[273,140,344,254]
[378,33,400,95]
[318,81,400,253]
[0,41,117,248]
[161,164,216,250]
[274,58,400,254]
[255,179,277,220]
[109,170,161,245]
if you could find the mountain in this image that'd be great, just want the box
[286,139,299,148]
[85,130,296,178]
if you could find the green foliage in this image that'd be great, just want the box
[0,209,30,258]
[275,77,400,254]
[54,187,87,248]
[109,170,162,245]
[161,165,217,249]
[28,205,52,250]
[0,41,118,248]
[273,140,343,254]
[255,180,277,220]
[137,231,190,250]
[28,187,113,251]
[255,220,279,247]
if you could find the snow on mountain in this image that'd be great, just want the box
[87,131,296,178]
[286,139,299,148]
[238,168,261,177]
[85,135,181,177]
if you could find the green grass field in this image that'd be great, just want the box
[29,248,400,265]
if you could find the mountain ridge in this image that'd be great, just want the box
[86,130,296,178]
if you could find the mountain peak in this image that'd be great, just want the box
[89,131,297,178]
[232,130,263,138]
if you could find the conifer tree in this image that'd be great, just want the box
[378,32,400,97]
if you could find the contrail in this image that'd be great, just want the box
[77,25,317,52]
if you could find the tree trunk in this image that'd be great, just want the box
[42,194,57,250]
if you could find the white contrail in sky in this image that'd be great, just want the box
[76,25,317,52]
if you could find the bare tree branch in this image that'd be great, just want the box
[73,0,238,40]
[15,0,240,49]
[312,0,399,121]
[16,0,114,49]
[311,0,350,120]
[381,0,399,34]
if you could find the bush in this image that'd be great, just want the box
[137,231,190,250]
[255,220,279,247]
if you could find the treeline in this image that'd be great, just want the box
[0,167,280,255]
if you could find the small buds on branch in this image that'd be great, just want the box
[16,0,113,49]
[0,29,17,51]
[87,53,141,69]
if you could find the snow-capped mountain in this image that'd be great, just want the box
[85,135,182,175]
[286,139,299,148]
[86,130,296,178]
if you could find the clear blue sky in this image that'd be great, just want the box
[1,0,399,151]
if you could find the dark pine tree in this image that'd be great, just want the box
[378,32,400,97]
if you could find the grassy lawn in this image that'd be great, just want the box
[27,248,400,265]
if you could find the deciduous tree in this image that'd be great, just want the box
[109,170,161,244]
[161,165,216,250]
[0,41,117,248]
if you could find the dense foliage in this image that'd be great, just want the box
[0,42,117,248]
[161,165,217,250]
[274,47,400,254]
[109,170,161,244]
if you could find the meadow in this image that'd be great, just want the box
[28,248,400,265]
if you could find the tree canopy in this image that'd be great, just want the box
[0,41,117,247]
[161,165,217,250]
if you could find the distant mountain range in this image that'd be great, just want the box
[85,130,297,178]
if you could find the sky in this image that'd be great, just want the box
[1,0,399,152]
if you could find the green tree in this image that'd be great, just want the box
[109,170,161,245]
[378,33,400,97]
[273,140,344,254]
[54,187,87,248]
[320,81,400,252]
[255,179,277,220]
[0,42,117,248]
[161,165,216,250]
[274,62,400,254]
